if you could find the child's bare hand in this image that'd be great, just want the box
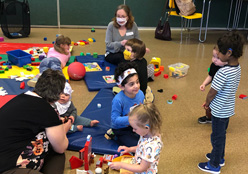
[202,102,209,110]
[90,120,99,127]
[109,162,122,170]
[146,47,150,54]
[118,146,129,154]
[69,116,74,124]
[60,117,65,123]
[200,85,205,91]
[121,40,127,46]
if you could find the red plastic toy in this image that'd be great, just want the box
[163,74,169,79]
[20,82,25,89]
[69,156,84,169]
[84,135,92,170]
[154,71,161,77]
[239,94,248,99]
[31,62,40,66]
[0,61,6,65]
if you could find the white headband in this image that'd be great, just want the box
[117,68,137,86]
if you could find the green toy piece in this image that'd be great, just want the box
[80,52,84,56]
[93,52,98,58]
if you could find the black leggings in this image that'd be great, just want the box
[113,126,140,147]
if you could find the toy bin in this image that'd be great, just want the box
[7,49,32,67]
[168,63,189,78]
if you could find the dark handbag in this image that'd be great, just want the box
[155,0,172,41]
[155,18,171,41]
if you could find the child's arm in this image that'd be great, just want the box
[204,88,218,109]
[200,75,212,91]
[118,146,137,154]
[109,159,151,173]
[111,98,130,128]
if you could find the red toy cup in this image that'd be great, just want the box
[164,74,169,79]
[172,94,177,100]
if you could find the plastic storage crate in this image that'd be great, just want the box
[7,49,31,67]
[168,63,189,78]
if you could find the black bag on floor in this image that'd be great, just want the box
[155,0,172,41]
[0,0,30,38]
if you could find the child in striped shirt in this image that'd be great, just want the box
[198,31,245,174]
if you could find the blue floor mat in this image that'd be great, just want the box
[76,55,117,91]
[67,88,119,155]
[0,79,33,94]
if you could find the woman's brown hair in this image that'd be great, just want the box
[112,4,135,29]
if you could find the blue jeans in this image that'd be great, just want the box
[210,116,229,167]
[39,57,62,74]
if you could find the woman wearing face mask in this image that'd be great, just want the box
[105,4,140,65]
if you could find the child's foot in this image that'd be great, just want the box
[198,116,212,124]
[205,153,225,167]
[145,86,155,103]
[90,120,99,127]
[198,161,220,174]
[77,125,83,132]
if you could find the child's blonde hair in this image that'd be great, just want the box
[54,35,71,55]
[129,102,162,135]
[125,38,146,60]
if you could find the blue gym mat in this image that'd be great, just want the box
[67,88,119,155]
[76,55,117,91]
[0,79,33,95]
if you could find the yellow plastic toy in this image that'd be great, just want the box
[88,38,93,42]
[149,57,161,72]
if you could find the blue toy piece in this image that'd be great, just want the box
[44,37,47,41]
[92,38,96,42]
[86,53,91,56]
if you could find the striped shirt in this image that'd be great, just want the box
[210,64,241,118]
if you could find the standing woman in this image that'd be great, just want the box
[105,4,140,65]
[0,69,71,174]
